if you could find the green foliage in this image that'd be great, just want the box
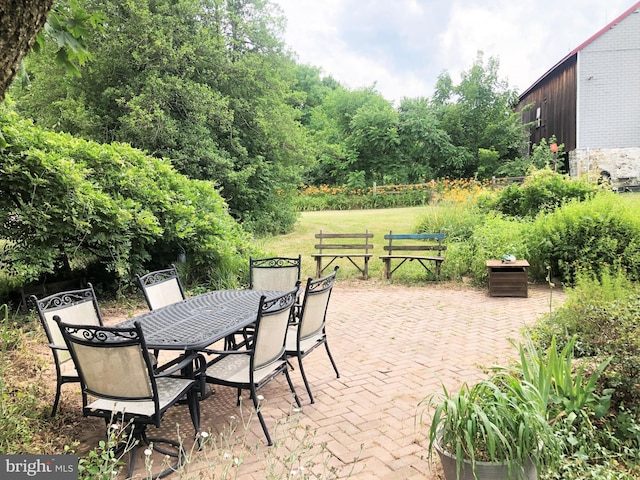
[540,413,640,480]
[530,270,640,410]
[0,306,42,454]
[522,340,636,480]
[74,422,133,480]
[396,97,456,182]
[292,186,434,211]
[526,274,640,479]
[415,200,486,242]
[462,213,532,282]
[424,333,623,479]
[527,192,640,284]
[14,0,307,236]
[431,52,528,178]
[497,136,564,177]
[0,106,253,293]
[484,168,599,218]
[306,86,396,185]
[34,0,105,75]
[511,337,612,422]
[422,371,560,475]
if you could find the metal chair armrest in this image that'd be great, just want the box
[155,352,202,378]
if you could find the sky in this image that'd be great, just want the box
[271,0,639,104]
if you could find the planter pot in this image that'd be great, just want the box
[435,438,538,480]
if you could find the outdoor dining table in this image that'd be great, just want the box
[117,289,283,353]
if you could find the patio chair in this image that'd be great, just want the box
[285,266,340,404]
[231,255,302,348]
[249,255,302,291]
[136,264,186,311]
[31,283,104,417]
[55,318,202,480]
[203,286,302,446]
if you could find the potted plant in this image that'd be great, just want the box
[422,375,555,480]
[421,336,612,480]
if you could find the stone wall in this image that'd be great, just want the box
[569,147,640,187]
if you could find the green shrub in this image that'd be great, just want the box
[292,190,433,211]
[451,213,532,283]
[530,270,640,409]
[527,192,640,284]
[484,168,599,218]
[0,106,255,295]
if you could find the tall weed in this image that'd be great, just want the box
[415,200,486,242]
[451,213,532,282]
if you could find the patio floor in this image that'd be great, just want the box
[87,281,565,479]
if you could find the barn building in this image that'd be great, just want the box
[516,1,640,188]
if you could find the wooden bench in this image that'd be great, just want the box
[380,231,446,280]
[312,230,374,279]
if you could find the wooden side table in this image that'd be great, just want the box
[486,260,529,297]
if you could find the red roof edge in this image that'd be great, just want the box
[519,1,640,99]
[569,0,640,55]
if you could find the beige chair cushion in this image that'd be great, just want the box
[206,354,285,385]
[144,279,185,310]
[87,377,194,416]
[251,266,299,291]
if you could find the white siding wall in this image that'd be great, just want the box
[577,9,640,148]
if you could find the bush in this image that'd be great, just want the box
[527,192,640,284]
[415,200,487,242]
[436,213,532,283]
[292,185,433,211]
[530,269,640,409]
[0,106,255,296]
[483,168,599,218]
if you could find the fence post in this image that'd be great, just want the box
[372,182,377,195]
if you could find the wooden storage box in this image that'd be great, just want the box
[486,260,529,297]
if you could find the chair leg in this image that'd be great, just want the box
[51,380,63,417]
[187,390,200,436]
[324,340,340,378]
[296,353,315,404]
[284,368,302,408]
[251,385,273,446]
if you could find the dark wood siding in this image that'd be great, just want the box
[517,54,577,152]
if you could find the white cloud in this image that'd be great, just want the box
[274,0,639,103]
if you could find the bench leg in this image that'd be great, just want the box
[363,257,369,280]
[383,259,391,280]
[315,257,322,279]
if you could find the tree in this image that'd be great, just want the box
[0,0,54,100]
[291,64,341,125]
[346,101,399,184]
[397,97,458,182]
[432,52,527,179]
[0,0,99,102]
[306,86,398,185]
[14,0,313,235]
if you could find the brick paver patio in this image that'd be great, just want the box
[90,281,564,479]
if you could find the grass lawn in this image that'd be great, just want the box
[254,206,442,283]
